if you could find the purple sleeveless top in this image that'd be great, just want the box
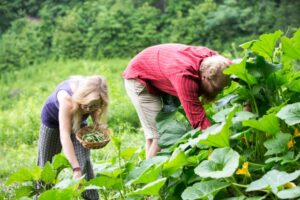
[41,80,89,128]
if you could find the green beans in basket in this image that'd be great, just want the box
[82,131,107,142]
[76,126,111,149]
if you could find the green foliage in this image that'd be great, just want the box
[246,170,300,195]
[277,102,300,126]
[250,30,283,61]
[0,18,48,72]
[52,10,86,59]
[264,133,291,156]
[5,154,74,199]
[194,148,240,179]
[1,0,300,72]
[129,178,167,195]
[181,180,230,200]
[85,3,161,59]
[242,113,280,134]
[38,189,73,200]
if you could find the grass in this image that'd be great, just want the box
[0,58,145,198]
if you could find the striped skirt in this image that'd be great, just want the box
[37,123,99,200]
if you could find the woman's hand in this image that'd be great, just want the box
[73,168,82,179]
[94,122,107,129]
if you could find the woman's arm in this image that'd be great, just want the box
[57,90,82,178]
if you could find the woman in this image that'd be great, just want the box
[123,44,232,159]
[38,75,108,199]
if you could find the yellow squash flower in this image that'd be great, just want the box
[284,182,296,189]
[294,128,300,137]
[236,162,251,177]
[288,140,295,149]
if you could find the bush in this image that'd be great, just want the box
[0,18,48,72]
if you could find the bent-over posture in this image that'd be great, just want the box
[123,44,232,159]
[37,75,108,199]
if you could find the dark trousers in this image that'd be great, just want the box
[37,123,99,200]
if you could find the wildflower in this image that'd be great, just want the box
[236,162,251,177]
[288,140,295,149]
[294,128,300,137]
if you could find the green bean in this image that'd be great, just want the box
[82,131,106,142]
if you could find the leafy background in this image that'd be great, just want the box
[0,0,300,199]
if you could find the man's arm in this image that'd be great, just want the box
[172,74,211,130]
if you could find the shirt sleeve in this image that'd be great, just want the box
[171,74,211,130]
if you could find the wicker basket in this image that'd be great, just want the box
[76,126,111,149]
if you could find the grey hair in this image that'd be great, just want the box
[200,55,231,92]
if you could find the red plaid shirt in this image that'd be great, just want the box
[123,44,217,130]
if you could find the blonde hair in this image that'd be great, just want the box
[200,55,231,99]
[70,75,108,131]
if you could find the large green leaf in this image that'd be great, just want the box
[121,147,138,161]
[223,58,257,86]
[251,30,283,61]
[281,29,300,61]
[212,108,232,123]
[130,178,167,196]
[6,166,42,185]
[221,197,264,200]
[277,102,300,125]
[248,56,282,81]
[163,148,188,177]
[197,107,236,148]
[194,148,240,178]
[181,180,230,200]
[197,123,229,147]
[215,94,239,109]
[127,164,162,185]
[287,78,300,93]
[15,186,34,198]
[126,156,168,182]
[94,163,123,178]
[38,189,73,200]
[156,109,189,148]
[276,187,300,199]
[243,113,280,134]
[52,153,70,171]
[232,111,256,124]
[246,170,300,192]
[85,175,122,190]
[265,151,295,165]
[54,178,82,190]
[41,162,56,184]
[240,40,256,50]
[264,133,291,156]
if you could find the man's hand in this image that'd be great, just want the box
[243,101,252,112]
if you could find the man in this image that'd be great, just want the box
[123,44,232,159]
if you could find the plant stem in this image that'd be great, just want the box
[226,177,244,196]
[247,162,265,167]
[117,145,126,199]
[231,182,248,188]
[248,84,259,116]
